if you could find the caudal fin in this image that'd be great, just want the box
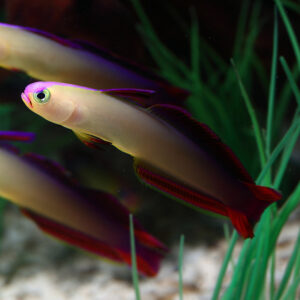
[227,182,282,238]
[227,208,254,238]
[243,182,282,203]
[242,182,281,221]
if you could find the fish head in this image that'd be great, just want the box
[21,81,76,124]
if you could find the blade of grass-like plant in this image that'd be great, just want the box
[136,29,189,88]
[222,202,276,300]
[239,0,262,78]
[232,0,250,59]
[221,122,298,300]
[244,209,272,300]
[282,0,300,14]
[188,86,232,134]
[223,224,236,270]
[129,214,141,300]
[131,0,191,78]
[281,275,300,300]
[178,234,184,300]
[275,64,299,135]
[230,58,266,168]
[256,117,300,184]
[287,243,300,300]
[279,57,300,107]
[211,231,239,300]
[270,182,300,249]
[275,0,300,68]
[215,116,297,300]
[161,2,228,74]
[221,239,253,300]
[273,120,300,188]
[252,54,269,92]
[274,230,300,300]
[223,1,262,95]
[222,0,249,92]
[189,8,200,85]
[240,206,274,298]
[266,7,278,160]
[270,251,276,300]
[224,119,299,298]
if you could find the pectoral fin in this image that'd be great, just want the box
[74,131,111,149]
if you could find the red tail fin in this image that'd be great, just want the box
[227,208,254,238]
[229,182,282,238]
[243,182,281,203]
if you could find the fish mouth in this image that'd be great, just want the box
[21,92,32,108]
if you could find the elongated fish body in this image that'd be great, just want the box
[0,148,120,244]
[0,132,166,276]
[21,82,281,238]
[0,22,186,102]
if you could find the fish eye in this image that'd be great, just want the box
[33,88,51,104]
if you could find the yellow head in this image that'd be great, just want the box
[21,81,77,124]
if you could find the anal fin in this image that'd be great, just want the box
[74,131,111,149]
[227,208,254,238]
[21,209,123,262]
[21,208,165,276]
[134,161,228,217]
[134,161,258,239]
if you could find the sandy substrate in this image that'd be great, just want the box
[0,206,299,300]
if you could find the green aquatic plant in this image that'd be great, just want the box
[130,0,300,299]
[0,0,298,297]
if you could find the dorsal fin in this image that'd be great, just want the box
[74,131,111,150]
[0,143,20,154]
[148,104,254,183]
[0,131,35,142]
[70,39,189,102]
[103,89,156,107]
[23,26,82,49]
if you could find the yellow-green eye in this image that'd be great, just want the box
[33,89,51,104]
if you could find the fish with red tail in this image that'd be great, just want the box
[21,82,282,238]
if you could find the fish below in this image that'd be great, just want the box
[0,131,167,276]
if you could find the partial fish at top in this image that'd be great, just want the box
[0,22,187,103]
